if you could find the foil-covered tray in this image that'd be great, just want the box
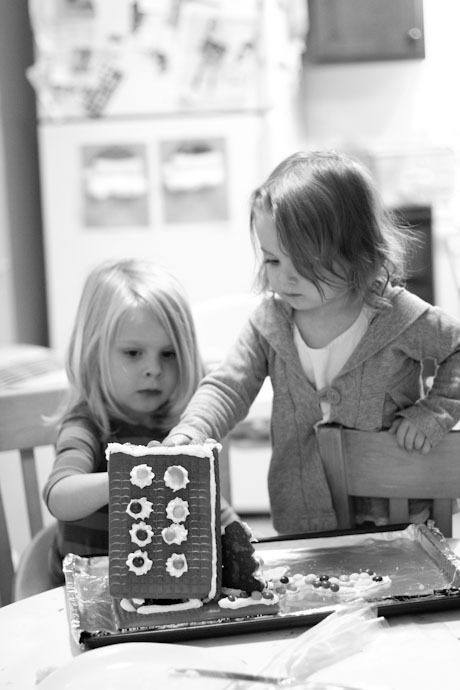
[64,523,460,649]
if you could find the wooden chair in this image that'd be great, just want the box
[0,382,66,605]
[317,425,460,537]
[12,522,58,601]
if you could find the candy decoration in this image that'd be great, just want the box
[164,465,190,491]
[126,496,153,520]
[166,497,190,523]
[129,463,155,488]
[129,521,154,547]
[126,549,153,576]
[161,523,188,545]
[267,568,391,600]
[165,553,188,578]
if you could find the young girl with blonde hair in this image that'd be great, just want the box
[44,258,237,582]
[165,150,460,533]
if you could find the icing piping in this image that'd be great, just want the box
[208,449,217,600]
[120,598,203,614]
[106,442,221,461]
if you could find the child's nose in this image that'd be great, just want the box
[144,356,162,377]
[281,268,298,287]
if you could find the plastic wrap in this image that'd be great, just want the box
[231,603,389,689]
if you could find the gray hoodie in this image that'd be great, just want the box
[173,286,460,534]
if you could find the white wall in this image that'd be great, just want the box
[300,1,460,154]
[297,0,460,316]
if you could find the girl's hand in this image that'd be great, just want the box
[161,433,193,447]
[148,435,216,447]
[389,418,432,454]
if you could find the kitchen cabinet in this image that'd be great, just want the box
[306,0,425,63]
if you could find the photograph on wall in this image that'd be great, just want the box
[160,137,229,224]
[81,144,150,228]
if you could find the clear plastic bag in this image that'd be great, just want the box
[251,602,388,686]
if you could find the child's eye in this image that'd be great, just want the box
[264,258,279,266]
[162,350,177,360]
[123,349,142,359]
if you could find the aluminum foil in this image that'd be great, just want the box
[256,523,460,615]
[63,523,460,648]
[63,553,117,647]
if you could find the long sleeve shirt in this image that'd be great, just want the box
[44,403,237,582]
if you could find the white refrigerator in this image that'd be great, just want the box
[30,0,306,514]
[29,0,306,354]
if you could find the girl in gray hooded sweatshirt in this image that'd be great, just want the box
[165,150,460,534]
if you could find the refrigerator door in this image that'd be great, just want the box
[38,112,266,354]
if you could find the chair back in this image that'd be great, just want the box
[0,383,66,605]
[317,425,460,537]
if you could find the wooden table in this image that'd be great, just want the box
[2,544,460,689]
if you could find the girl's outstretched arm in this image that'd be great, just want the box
[165,319,267,445]
[47,472,109,521]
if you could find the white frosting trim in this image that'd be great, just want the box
[208,450,218,600]
[334,575,392,599]
[106,442,221,461]
[120,598,203,614]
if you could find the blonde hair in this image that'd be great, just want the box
[58,259,203,439]
[250,150,412,307]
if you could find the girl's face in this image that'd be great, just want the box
[108,305,179,426]
[254,208,349,312]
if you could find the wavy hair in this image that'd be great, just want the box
[250,150,413,306]
[55,259,203,439]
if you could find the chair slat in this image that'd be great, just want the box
[317,425,354,528]
[388,498,409,525]
[0,490,14,605]
[20,449,44,536]
[432,499,453,538]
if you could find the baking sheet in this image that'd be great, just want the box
[63,524,460,648]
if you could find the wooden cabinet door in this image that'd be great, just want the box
[307,0,425,63]
[393,205,433,304]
